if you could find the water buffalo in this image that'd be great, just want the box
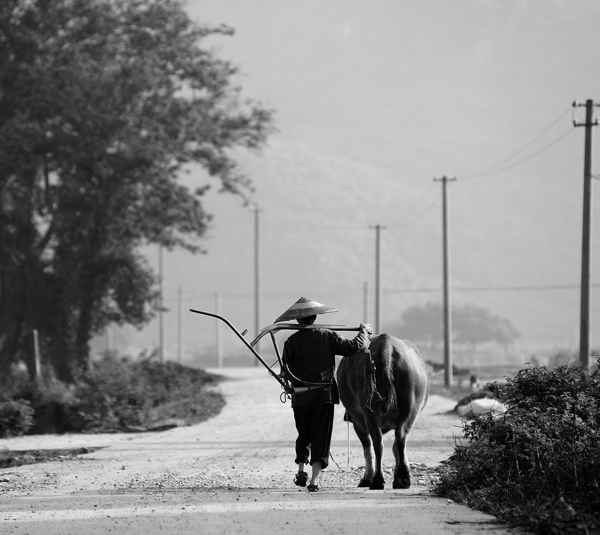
[337,333,429,489]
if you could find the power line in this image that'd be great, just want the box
[388,181,435,225]
[283,183,439,233]
[165,281,600,302]
[392,195,440,229]
[247,111,576,232]
[387,282,600,295]
[466,282,600,293]
[460,106,573,179]
[461,127,575,180]
[251,113,576,234]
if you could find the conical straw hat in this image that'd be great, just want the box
[274,297,338,323]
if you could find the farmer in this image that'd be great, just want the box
[277,297,372,492]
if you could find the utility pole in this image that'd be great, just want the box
[158,245,164,363]
[573,99,599,371]
[434,176,456,388]
[252,206,263,362]
[370,224,386,334]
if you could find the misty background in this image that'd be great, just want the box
[93,0,600,369]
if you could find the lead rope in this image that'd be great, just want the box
[347,417,350,469]
[328,418,352,471]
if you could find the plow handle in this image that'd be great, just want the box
[189,309,287,390]
[189,309,365,399]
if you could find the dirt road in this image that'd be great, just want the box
[0,367,516,534]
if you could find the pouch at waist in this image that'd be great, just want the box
[292,382,339,408]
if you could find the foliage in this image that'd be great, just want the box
[434,362,600,534]
[0,0,274,382]
[75,353,225,431]
[11,369,85,433]
[453,304,519,349]
[0,364,31,398]
[386,302,443,348]
[0,400,35,437]
[3,354,225,433]
[385,302,519,350]
[548,348,600,370]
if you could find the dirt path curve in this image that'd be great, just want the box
[0,367,516,534]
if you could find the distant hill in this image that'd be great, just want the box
[93,1,600,366]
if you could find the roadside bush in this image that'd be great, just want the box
[75,353,152,431]
[12,371,82,434]
[1,353,224,434]
[434,361,600,534]
[0,400,35,437]
[74,353,224,432]
[0,365,31,398]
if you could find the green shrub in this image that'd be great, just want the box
[73,354,223,432]
[0,400,35,437]
[0,365,31,398]
[74,354,151,431]
[434,362,600,534]
[1,354,224,434]
[13,371,83,433]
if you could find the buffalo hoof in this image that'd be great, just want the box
[357,478,372,488]
[369,474,385,490]
[393,477,411,489]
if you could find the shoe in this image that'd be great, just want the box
[294,471,308,487]
[307,484,320,492]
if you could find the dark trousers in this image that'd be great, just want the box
[293,403,334,470]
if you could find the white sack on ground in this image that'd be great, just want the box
[457,398,507,418]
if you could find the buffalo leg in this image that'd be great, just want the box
[351,419,375,487]
[365,417,385,490]
[392,425,411,489]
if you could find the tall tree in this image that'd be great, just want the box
[453,304,520,351]
[0,0,274,381]
[385,302,519,351]
[384,302,444,349]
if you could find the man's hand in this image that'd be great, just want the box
[360,323,373,336]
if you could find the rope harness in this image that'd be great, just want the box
[364,350,386,412]
[364,350,378,412]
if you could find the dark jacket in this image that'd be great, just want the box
[282,328,368,408]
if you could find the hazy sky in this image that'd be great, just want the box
[100,1,600,365]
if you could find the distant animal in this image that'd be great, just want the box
[337,334,429,489]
